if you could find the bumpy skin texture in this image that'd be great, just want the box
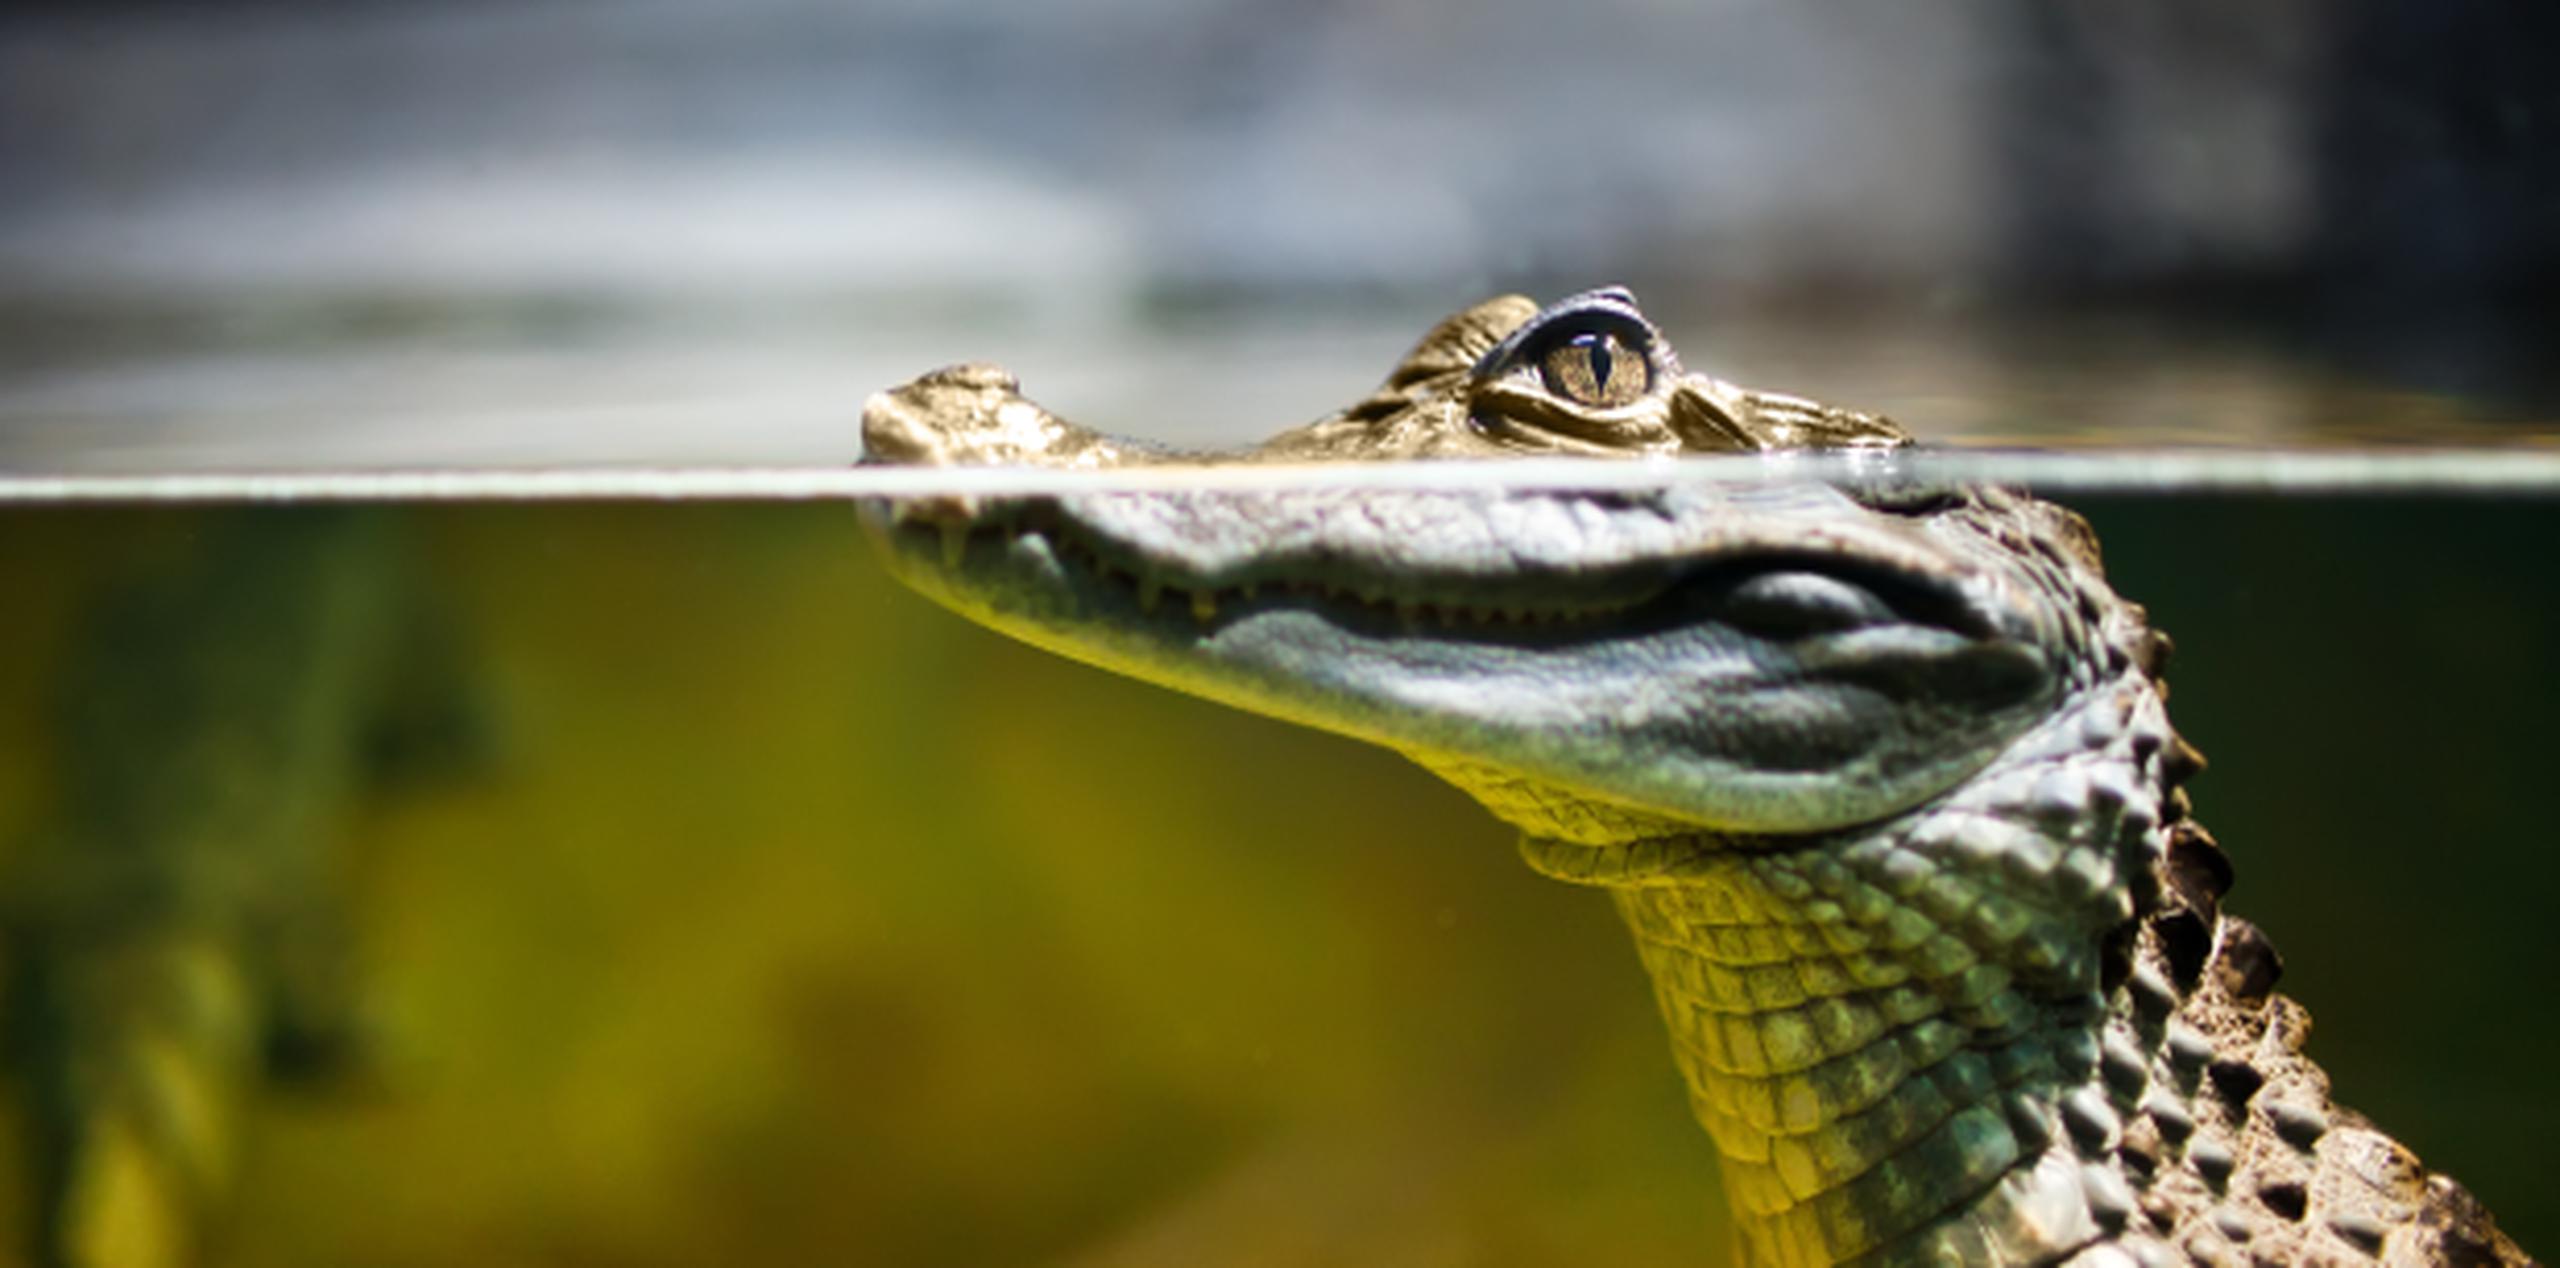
[858,290,2532,1266]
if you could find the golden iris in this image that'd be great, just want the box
[1539,332,1648,408]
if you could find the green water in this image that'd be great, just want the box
[0,494,2549,1266]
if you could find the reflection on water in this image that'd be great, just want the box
[4,0,2552,477]
[3,294,2554,475]
[0,496,2551,1264]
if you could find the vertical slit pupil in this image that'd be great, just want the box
[1577,333,1613,391]
[1536,326,1647,406]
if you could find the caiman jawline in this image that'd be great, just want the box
[885,492,1997,644]
[892,511,1660,633]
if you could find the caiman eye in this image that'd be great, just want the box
[1540,331,1649,408]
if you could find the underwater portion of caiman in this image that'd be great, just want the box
[857,288,2531,1266]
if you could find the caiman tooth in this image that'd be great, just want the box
[1238,580,1259,601]
[1138,575,1164,615]
[1190,590,1218,623]
[939,524,969,569]
[893,493,981,527]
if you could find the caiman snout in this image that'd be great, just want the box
[860,362,1140,471]
[858,363,1025,465]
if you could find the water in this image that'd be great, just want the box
[3,290,2558,1262]
[3,467,2555,1265]
[3,215,2556,1268]
[5,0,2552,1257]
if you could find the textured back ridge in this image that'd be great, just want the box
[1521,491,2530,1267]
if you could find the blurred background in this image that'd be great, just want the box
[0,3,2555,1266]
[0,0,2554,468]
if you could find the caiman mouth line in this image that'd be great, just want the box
[889,503,1668,632]
[885,496,1996,645]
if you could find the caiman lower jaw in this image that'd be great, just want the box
[864,491,2063,840]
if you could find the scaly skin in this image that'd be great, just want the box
[856,289,2531,1265]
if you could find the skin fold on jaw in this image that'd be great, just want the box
[855,289,2530,1267]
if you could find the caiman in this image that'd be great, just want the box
[856,288,2532,1266]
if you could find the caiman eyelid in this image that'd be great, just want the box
[1469,286,1665,384]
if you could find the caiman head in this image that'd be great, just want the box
[861,288,2128,844]
[856,290,2525,1266]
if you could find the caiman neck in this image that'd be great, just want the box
[1509,683,2172,1266]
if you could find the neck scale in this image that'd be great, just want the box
[1527,676,2165,1265]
